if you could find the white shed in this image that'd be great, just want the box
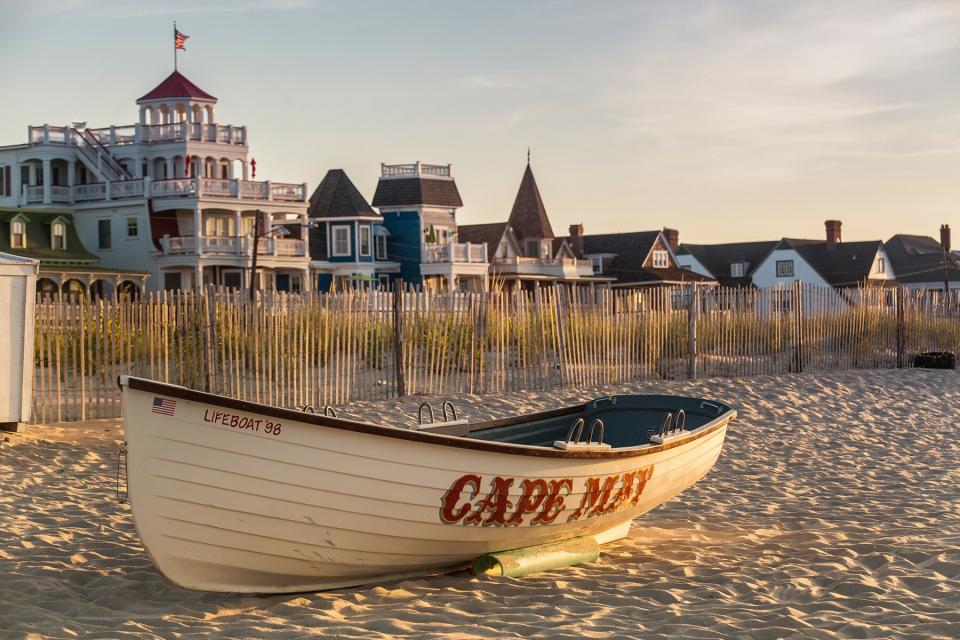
[0,252,38,431]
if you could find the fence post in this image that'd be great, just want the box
[896,286,905,368]
[793,281,804,373]
[687,283,698,379]
[392,280,406,397]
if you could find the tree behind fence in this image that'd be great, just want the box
[31,283,960,424]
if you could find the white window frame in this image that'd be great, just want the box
[10,219,26,249]
[730,262,745,278]
[51,222,66,250]
[375,233,388,260]
[126,217,139,238]
[331,225,351,257]
[876,258,885,274]
[359,225,371,257]
[591,257,603,274]
[652,250,669,269]
[776,260,795,277]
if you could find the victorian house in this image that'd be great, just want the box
[573,227,714,288]
[457,162,594,289]
[0,206,149,297]
[373,162,487,292]
[307,169,398,290]
[0,69,310,293]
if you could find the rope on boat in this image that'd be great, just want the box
[116,442,128,504]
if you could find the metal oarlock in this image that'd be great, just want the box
[555,417,610,451]
[414,401,467,431]
[417,402,435,425]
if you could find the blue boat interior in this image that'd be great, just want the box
[461,395,733,449]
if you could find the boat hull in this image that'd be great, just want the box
[121,380,732,593]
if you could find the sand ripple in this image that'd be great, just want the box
[1,369,959,638]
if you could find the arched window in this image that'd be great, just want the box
[11,219,26,248]
[51,222,66,250]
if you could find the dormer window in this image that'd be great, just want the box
[591,257,603,274]
[876,258,885,274]
[10,219,26,248]
[652,250,669,269]
[730,262,745,277]
[51,222,66,250]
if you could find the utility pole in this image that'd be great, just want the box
[941,224,951,312]
[249,210,262,302]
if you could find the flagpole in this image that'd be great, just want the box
[173,21,178,71]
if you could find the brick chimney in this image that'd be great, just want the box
[663,228,679,252]
[941,224,951,253]
[569,223,584,258]
[825,220,842,244]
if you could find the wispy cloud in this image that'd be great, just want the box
[600,1,960,185]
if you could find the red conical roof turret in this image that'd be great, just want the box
[138,71,216,102]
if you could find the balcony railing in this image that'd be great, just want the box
[29,122,248,147]
[423,242,487,264]
[18,177,307,205]
[381,161,452,178]
[159,235,306,258]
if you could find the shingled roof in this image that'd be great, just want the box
[581,231,713,285]
[884,234,960,284]
[372,177,463,208]
[0,209,98,265]
[781,238,886,287]
[138,71,216,102]
[679,241,778,287]
[458,222,508,257]
[507,164,554,240]
[308,170,379,219]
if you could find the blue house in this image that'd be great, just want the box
[372,162,488,292]
[307,169,398,291]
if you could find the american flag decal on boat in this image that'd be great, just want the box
[151,397,176,416]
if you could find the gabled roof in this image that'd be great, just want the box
[679,241,778,287]
[138,71,216,102]
[372,177,463,208]
[0,209,98,265]
[777,238,886,287]
[884,234,960,284]
[308,170,379,219]
[580,231,713,285]
[508,164,554,240]
[458,222,508,257]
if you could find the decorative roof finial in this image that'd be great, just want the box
[527,147,531,165]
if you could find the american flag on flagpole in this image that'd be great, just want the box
[175,30,189,51]
[151,397,177,416]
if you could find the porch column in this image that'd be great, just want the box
[241,161,249,181]
[233,210,242,246]
[194,206,203,253]
[165,158,174,180]
[42,158,52,204]
[195,265,204,290]
[27,163,36,186]
[113,275,123,300]
[446,274,455,292]
[67,160,76,187]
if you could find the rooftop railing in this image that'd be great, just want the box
[381,161,452,179]
[19,177,307,205]
[158,235,307,258]
[29,122,248,147]
[423,242,487,264]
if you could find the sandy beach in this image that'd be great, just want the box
[2,369,959,639]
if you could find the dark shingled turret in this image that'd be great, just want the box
[308,170,380,219]
[507,164,554,240]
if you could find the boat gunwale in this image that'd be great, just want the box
[121,376,735,459]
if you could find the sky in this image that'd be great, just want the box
[1,0,958,244]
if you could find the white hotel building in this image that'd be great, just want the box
[0,70,310,293]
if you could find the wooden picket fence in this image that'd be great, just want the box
[31,282,960,424]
